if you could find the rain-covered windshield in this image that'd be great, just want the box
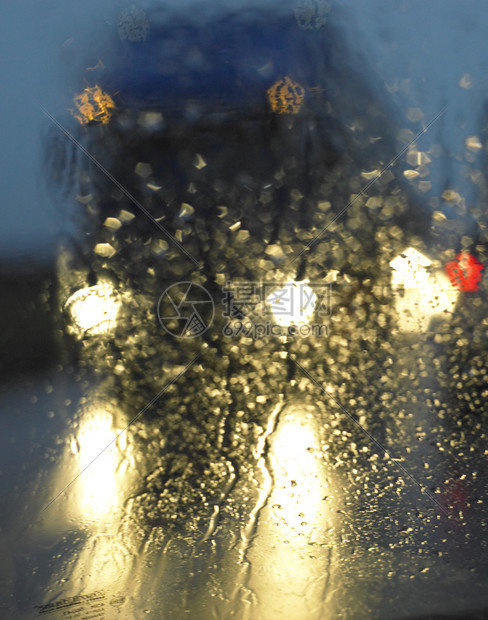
[2,1,488,618]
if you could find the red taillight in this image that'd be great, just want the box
[445,251,484,292]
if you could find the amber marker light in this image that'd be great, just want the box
[71,85,116,125]
[267,76,306,114]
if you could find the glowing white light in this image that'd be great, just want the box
[268,418,323,530]
[266,280,316,327]
[71,411,120,518]
[390,247,459,332]
[390,247,431,288]
[65,282,121,335]
[244,409,334,618]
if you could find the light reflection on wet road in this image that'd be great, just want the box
[2,362,488,619]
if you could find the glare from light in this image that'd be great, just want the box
[65,282,121,335]
[245,409,333,619]
[71,411,120,518]
[269,419,323,531]
[266,280,316,327]
[390,247,431,288]
[43,408,135,597]
[390,247,459,332]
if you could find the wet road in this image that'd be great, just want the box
[2,349,488,620]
